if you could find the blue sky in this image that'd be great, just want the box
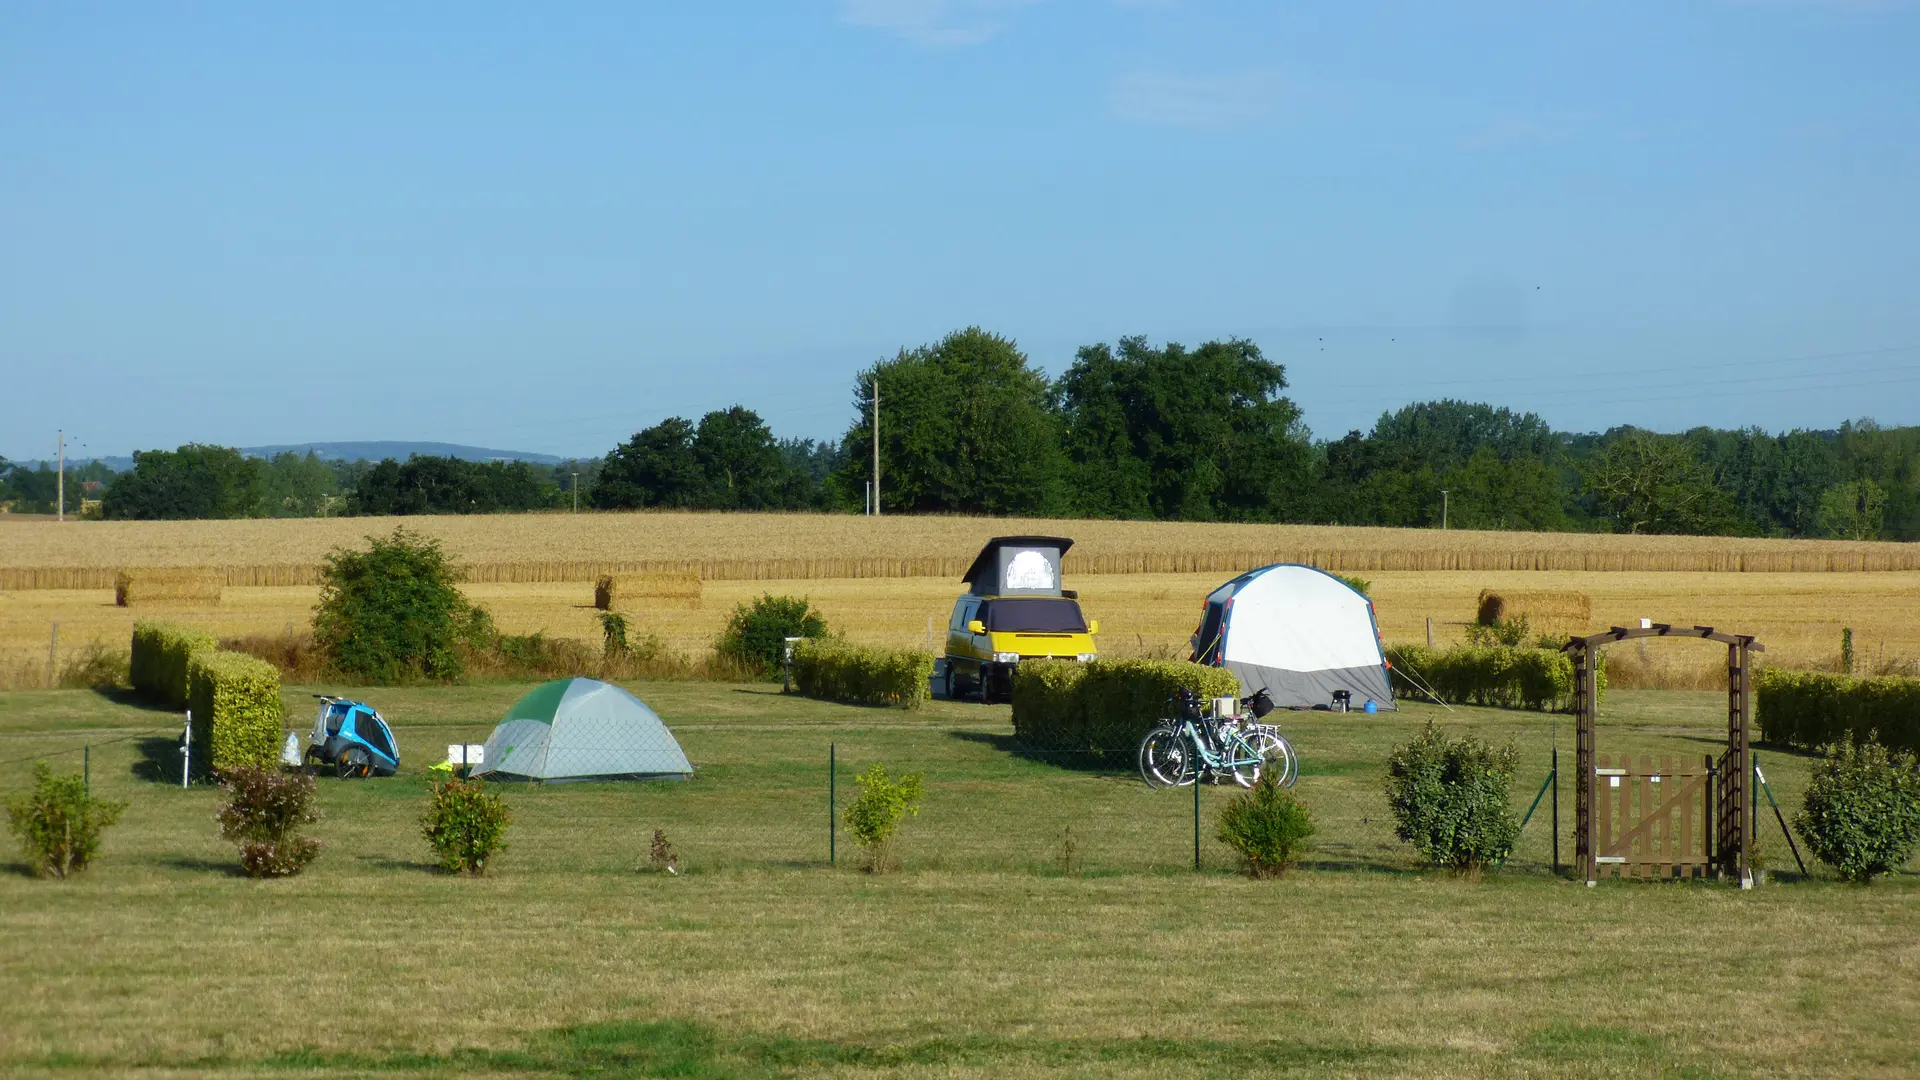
[4,1,1918,461]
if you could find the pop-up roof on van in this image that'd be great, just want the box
[961,536,1074,597]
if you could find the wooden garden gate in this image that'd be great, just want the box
[1564,625,1762,888]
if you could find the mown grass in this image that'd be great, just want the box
[0,682,1915,1079]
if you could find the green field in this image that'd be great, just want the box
[1,682,1915,1079]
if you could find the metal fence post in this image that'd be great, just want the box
[84,745,90,793]
[829,743,836,866]
[1550,746,1560,874]
[1193,775,1201,871]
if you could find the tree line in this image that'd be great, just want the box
[26,326,1919,539]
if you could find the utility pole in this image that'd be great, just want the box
[871,375,880,517]
[56,430,65,522]
[1439,488,1449,530]
[571,471,579,513]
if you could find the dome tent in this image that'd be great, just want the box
[1190,565,1395,711]
[473,678,693,782]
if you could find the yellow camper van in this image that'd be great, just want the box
[943,536,1099,703]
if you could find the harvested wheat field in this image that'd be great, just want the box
[3,514,1916,687]
[4,511,1920,587]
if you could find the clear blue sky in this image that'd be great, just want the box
[4,1,1918,462]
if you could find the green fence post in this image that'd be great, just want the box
[829,743,836,867]
[1550,747,1560,874]
[84,745,90,793]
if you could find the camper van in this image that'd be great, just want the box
[943,536,1099,703]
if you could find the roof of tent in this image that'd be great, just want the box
[1206,564,1395,710]
[472,678,693,781]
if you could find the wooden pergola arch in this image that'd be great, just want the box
[1562,624,1764,887]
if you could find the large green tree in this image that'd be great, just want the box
[102,444,267,520]
[593,407,803,510]
[836,328,1065,515]
[1579,430,1738,535]
[1055,336,1312,521]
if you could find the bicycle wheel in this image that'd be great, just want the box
[1248,729,1297,788]
[1221,731,1263,788]
[1138,725,1191,789]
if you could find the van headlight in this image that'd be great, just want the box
[1075,653,1097,662]
[993,651,1022,663]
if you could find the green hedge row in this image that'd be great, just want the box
[187,650,287,778]
[1385,644,1602,713]
[1758,669,1920,754]
[791,641,933,709]
[130,621,217,710]
[1011,659,1240,758]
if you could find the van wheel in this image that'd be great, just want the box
[942,665,956,701]
[979,663,997,704]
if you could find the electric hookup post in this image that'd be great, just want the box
[783,637,804,694]
[181,710,192,788]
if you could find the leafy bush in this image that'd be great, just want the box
[1331,574,1370,597]
[131,621,217,708]
[422,777,511,875]
[1384,722,1520,874]
[1464,616,1531,648]
[1010,659,1240,758]
[1386,643,1599,712]
[6,763,127,878]
[217,766,321,877]
[58,639,130,689]
[1216,773,1315,878]
[791,641,933,708]
[843,763,923,873]
[1758,669,1920,755]
[716,594,827,677]
[1794,736,1920,882]
[187,650,287,778]
[313,528,471,683]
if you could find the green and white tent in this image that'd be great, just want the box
[473,678,693,782]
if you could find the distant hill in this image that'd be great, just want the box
[239,442,568,465]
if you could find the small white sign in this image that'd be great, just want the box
[445,744,485,766]
[1640,618,1653,629]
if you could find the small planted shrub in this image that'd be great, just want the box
[843,763,923,873]
[1217,772,1316,878]
[716,593,827,677]
[217,766,321,878]
[790,640,933,708]
[6,763,127,879]
[1384,722,1520,875]
[422,777,511,875]
[648,828,679,875]
[1794,736,1920,883]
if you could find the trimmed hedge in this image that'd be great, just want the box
[187,650,287,778]
[1385,644,1601,713]
[1758,669,1920,755]
[131,621,217,710]
[1012,659,1240,757]
[791,641,933,709]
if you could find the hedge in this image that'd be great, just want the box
[187,650,287,778]
[1758,669,1920,755]
[1011,659,1240,759]
[1385,644,1602,713]
[790,640,933,709]
[130,621,217,709]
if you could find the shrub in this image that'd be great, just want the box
[6,763,127,878]
[1758,669,1920,755]
[131,621,217,708]
[648,828,678,874]
[1331,574,1370,597]
[1385,643,1599,712]
[1216,773,1316,878]
[1464,616,1531,648]
[59,639,130,689]
[843,763,923,873]
[217,766,321,877]
[1011,659,1240,758]
[716,594,827,677]
[313,527,471,683]
[1384,722,1520,874]
[1793,736,1920,882]
[422,777,511,875]
[791,641,933,708]
[187,650,287,778]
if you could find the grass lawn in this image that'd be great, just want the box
[0,680,1915,1079]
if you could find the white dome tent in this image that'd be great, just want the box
[1190,564,1395,711]
[472,678,693,782]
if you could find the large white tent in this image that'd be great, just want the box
[1189,564,1395,710]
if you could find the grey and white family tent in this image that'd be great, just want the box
[1190,564,1395,710]
[472,677,693,782]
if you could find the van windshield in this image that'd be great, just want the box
[982,598,1087,633]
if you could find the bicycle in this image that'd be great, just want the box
[1138,689,1294,789]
